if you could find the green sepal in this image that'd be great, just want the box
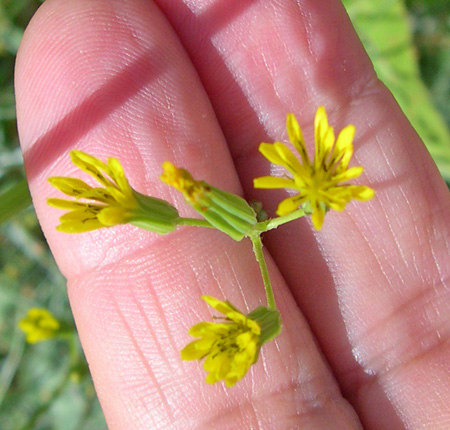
[194,185,257,241]
[247,306,281,346]
[130,191,180,234]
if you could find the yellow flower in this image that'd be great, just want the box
[19,308,60,344]
[48,151,179,234]
[161,162,257,241]
[254,107,375,230]
[181,296,262,387]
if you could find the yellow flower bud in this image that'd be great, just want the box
[161,162,257,241]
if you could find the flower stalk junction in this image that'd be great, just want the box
[40,106,374,386]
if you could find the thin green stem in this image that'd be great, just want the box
[250,233,276,310]
[177,217,214,228]
[256,208,305,232]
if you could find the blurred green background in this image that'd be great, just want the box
[0,0,449,429]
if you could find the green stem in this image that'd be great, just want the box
[256,208,305,232]
[177,217,214,228]
[250,233,276,310]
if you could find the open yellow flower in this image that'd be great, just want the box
[19,308,60,344]
[48,151,179,233]
[254,107,374,229]
[181,296,262,387]
[181,295,281,387]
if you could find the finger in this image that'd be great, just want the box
[154,0,450,428]
[16,0,363,428]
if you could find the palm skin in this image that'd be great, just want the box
[15,0,450,429]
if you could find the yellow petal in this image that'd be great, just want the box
[258,142,288,167]
[189,321,229,337]
[98,207,129,226]
[351,185,375,201]
[332,124,355,171]
[318,126,335,168]
[47,198,92,210]
[311,204,325,230]
[76,187,115,203]
[108,157,132,194]
[314,106,329,152]
[106,186,136,207]
[70,150,113,188]
[253,176,295,189]
[59,206,101,221]
[332,166,364,183]
[326,197,347,212]
[276,195,304,216]
[180,339,214,360]
[274,142,305,174]
[202,295,237,316]
[286,113,310,166]
[56,218,104,233]
[48,177,92,196]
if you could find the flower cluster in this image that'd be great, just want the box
[46,106,374,386]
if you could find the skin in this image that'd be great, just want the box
[15,0,450,429]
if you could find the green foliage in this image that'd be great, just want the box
[0,179,32,224]
[0,209,107,429]
[343,0,450,183]
[0,1,106,428]
[407,0,450,130]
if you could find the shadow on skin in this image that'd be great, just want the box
[24,51,168,181]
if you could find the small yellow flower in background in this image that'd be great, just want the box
[181,296,281,387]
[19,308,60,344]
[254,107,375,230]
[161,162,257,241]
[48,151,179,234]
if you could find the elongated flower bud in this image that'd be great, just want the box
[160,162,257,241]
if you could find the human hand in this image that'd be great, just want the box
[15,0,450,428]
